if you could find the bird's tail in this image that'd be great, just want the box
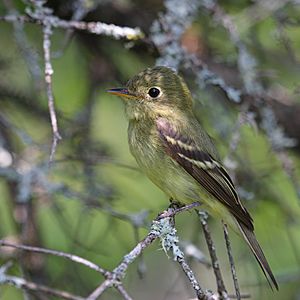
[237,222,278,290]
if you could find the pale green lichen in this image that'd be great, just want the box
[150,218,184,261]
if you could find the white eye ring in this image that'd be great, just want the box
[148,87,161,98]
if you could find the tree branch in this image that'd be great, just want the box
[0,14,144,40]
[223,223,241,300]
[0,262,84,300]
[198,211,229,300]
[0,240,108,276]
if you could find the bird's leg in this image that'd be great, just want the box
[168,198,184,226]
[169,197,185,209]
[157,201,201,220]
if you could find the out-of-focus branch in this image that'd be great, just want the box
[42,20,61,163]
[86,279,115,300]
[0,13,144,40]
[177,256,206,299]
[0,262,84,300]
[198,211,229,300]
[115,284,133,300]
[223,223,241,300]
[233,0,293,34]
[0,240,108,276]
[2,0,43,89]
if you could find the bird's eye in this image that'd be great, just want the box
[148,87,161,98]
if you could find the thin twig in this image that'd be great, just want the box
[198,211,229,300]
[113,231,158,278]
[228,294,251,299]
[0,262,84,300]
[85,231,158,299]
[223,223,241,300]
[181,241,211,268]
[0,14,144,40]
[86,279,134,300]
[86,279,112,300]
[115,284,133,300]
[0,240,108,276]
[3,275,84,300]
[177,256,207,300]
[42,21,61,163]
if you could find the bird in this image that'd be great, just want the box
[107,66,278,290]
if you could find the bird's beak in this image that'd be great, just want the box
[107,88,137,100]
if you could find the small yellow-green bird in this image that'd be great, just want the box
[108,66,278,290]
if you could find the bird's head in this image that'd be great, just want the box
[107,66,193,121]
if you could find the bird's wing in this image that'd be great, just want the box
[156,118,253,230]
[156,118,279,290]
